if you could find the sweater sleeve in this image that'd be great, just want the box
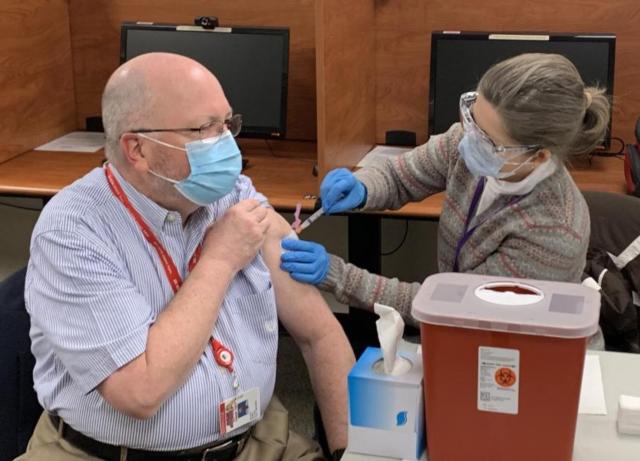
[318,254,422,327]
[355,123,463,211]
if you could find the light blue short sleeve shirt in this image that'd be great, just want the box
[25,166,278,450]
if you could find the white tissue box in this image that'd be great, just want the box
[618,395,640,435]
[347,347,425,460]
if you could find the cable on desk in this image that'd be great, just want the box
[381,219,409,256]
[265,138,275,156]
[0,201,43,212]
[264,139,290,158]
[590,136,626,157]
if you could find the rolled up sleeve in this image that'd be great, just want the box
[235,174,269,206]
[26,229,154,393]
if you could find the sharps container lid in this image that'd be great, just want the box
[411,273,600,338]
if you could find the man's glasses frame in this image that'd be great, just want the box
[128,114,243,139]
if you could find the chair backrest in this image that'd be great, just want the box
[584,191,640,256]
[0,267,42,460]
[582,191,640,353]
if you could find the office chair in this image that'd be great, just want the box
[0,267,42,460]
[582,191,640,353]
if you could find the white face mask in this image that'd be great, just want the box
[458,91,542,179]
[458,132,539,179]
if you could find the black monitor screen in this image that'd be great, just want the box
[121,24,289,138]
[429,32,615,146]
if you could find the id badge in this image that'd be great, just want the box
[219,387,260,435]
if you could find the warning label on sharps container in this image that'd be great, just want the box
[478,346,519,415]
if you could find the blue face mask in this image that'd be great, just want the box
[458,132,536,179]
[142,131,242,205]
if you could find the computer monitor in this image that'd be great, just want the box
[428,31,616,147]
[121,22,289,139]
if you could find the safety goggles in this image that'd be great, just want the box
[459,92,540,159]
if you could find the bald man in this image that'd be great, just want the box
[18,52,354,461]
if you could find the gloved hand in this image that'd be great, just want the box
[280,238,329,285]
[320,168,367,214]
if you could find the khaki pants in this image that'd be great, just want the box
[15,397,325,461]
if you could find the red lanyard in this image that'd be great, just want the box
[104,165,234,374]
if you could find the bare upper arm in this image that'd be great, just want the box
[261,209,340,348]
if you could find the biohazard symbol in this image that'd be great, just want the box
[495,367,517,387]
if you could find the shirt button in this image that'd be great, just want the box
[167,213,177,223]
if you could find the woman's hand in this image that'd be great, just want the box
[320,168,367,214]
[280,238,330,285]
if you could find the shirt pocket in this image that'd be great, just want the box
[233,283,279,365]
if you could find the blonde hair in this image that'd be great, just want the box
[477,53,610,159]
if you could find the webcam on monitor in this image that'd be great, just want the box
[194,16,219,29]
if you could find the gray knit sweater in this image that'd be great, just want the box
[318,123,590,326]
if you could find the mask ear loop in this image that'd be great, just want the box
[148,169,180,185]
[497,149,542,180]
[136,133,186,185]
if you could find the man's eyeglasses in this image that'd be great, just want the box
[459,92,539,157]
[129,114,243,140]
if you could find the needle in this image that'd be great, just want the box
[298,207,325,232]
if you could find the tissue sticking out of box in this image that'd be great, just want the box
[374,303,412,376]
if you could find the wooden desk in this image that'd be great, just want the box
[0,143,626,218]
[568,155,627,194]
[0,150,104,198]
[238,140,319,212]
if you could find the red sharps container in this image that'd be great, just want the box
[411,273,600,461]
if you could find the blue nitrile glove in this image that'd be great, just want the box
[320,168,367,214]
[280,238,329,285]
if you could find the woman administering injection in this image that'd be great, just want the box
[280,53,610,325]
